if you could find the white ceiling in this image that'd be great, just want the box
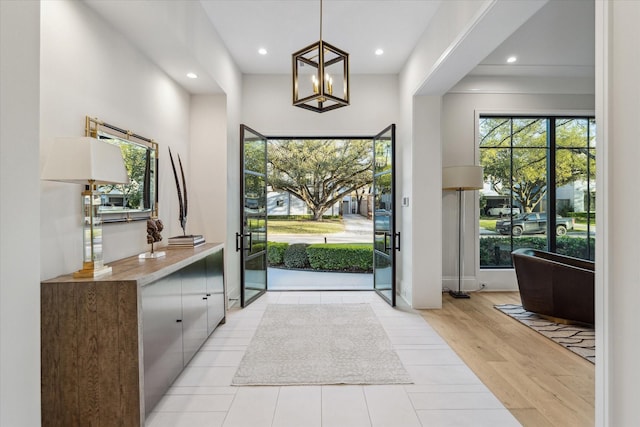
[85,0,594,94]
[199,0,441,74]
[471,0,594,78]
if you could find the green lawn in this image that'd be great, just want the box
[267,219,345,234]
[480,218,497,232]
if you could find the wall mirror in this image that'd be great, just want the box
[86,116,158,222]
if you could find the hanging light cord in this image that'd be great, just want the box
[319,0,323,41]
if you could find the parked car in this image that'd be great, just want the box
[496,212,575,236]
[486,204,521,217]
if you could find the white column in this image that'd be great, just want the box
[595,1,640,425]
[0,1,42,425]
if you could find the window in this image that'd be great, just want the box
[479,116,595,268]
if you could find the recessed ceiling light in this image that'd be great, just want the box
[186,72,198,79]
[258,48,268,55]
[507,56,517,63]
[375,48,384,56]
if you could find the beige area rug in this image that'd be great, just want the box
[495,304,595,364]
[232,304,413,385]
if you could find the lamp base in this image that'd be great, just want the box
[449,290,471,299]
[139,251,166,259]
[73,265,112,279]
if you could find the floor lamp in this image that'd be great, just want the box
[442,165,484,299]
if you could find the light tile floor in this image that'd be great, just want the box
[146,291,521,427]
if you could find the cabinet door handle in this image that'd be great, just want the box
[176,319,182,323]
[206,293,211,296]
[203,297,208,300]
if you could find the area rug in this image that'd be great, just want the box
[231,304,413,385]
[495,304,595,364]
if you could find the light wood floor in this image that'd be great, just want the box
[419,292,594,427]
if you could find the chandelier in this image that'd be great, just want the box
[292,0,350,113]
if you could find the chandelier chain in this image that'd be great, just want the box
[319,0,323,41]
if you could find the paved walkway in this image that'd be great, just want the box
[268,267,373,290]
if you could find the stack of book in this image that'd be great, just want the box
[168,234,205,248]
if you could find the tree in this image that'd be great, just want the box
[268,139,372,220]
[480,118,594,213]
[99,141,148,209]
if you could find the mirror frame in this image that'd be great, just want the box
[85,116,159,223]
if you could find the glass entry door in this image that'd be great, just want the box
[238,125,268,307]
[373,124,398,306]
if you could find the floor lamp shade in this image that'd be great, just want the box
[42,137,129,278]
[442,165,484,191]
[442,165,483,299]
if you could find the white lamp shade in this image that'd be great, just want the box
[42,137,129,185]
[442,165,484,190]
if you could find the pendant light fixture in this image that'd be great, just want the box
[292,0,350,113]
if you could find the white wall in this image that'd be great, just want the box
[441,92,594,291]
[409,95,443,306]
[82,0,244,306]
[398,0,549,308]
[242,74,399,135]
[596,1,640,424]
[189,95,227,244]
[0,2,42,425]
[39,0,191,280]
[398,0,489,309]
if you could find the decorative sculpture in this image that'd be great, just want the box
[140,218,165,259]
[146,218,164,244]
[168,147,187,236]
[166,147,204,247]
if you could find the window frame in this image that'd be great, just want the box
[476,111,596,269]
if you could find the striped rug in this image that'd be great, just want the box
[495,304,595,364]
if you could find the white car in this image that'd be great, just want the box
[486,204,521,216]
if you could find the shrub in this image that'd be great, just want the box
[284,243,310,269]
[306,243,373,272]
[267,242,288,265]
[480,236,595,267]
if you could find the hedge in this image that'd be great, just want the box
[480,236,595,266]
[306,243,373,272]
[284,243,311,269]
[267,242,288,265]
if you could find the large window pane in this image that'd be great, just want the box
[479,115,596,268]
[512,118,547,148]
[555,117,596,260]
[479,118,512,148]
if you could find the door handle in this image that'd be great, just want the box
[395,232,401,251]
[236,232,252,252]
[245,232,252,252]
[384,232,391,251]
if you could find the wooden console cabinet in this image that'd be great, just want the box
[41,243,225,426]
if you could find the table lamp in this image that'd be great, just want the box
[42,137,129,278]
